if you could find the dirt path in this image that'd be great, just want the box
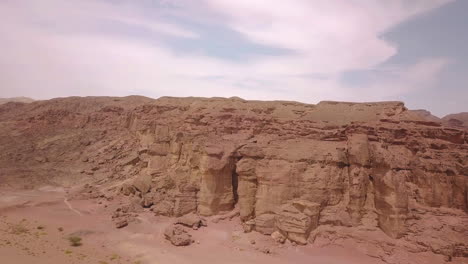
[63,198,83,216]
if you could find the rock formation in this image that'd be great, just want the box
[0,97,34,105]
[164,225,193,246]
[410,109,441,123]
[0,96,466,261]
[442,112,468,128]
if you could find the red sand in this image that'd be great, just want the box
[0,187,388,264]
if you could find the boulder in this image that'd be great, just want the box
[175,213,207,230]
[242,219,255,233]
[133,174,152,194]
[164,225,193,246]
[121,183,136,196]
[271,231,286,244]
[274,200,320,245]
[115,219,128,229]
[153,200,174,216]
[140,192,154,208]
[254,214,276,235]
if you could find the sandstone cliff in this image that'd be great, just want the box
[0,96,466,261]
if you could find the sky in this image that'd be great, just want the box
[0,0,466,117]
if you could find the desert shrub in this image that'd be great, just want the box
[110,254,120,260]
[9,224,29,235]
[58,227,64,232]
[68,236,82,247]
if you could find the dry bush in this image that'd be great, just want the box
[9,224,29,235]
[68,236,82,247]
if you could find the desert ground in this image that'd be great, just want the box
[2,184,466,264]
[0,185,392,264]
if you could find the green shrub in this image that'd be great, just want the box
[68,236,82,247]
[110,254,120,261]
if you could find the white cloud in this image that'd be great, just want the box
[0,0,454,105]
[202,0,453,73]
[118,18,199,39]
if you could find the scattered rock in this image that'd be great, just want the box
[261,247,271,254]
[175,213,207,230]
[133,174,152,194]
[164,225,192,246]
[34,156,48,163]
[254,214,276,235]
[271,231,286,244]
[211,207,240,223]
[242,220,255,233]
[121,184,136,196]
[115,219,128,229]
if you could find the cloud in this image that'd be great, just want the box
[117,18,199,39]
[0,0,454,105]
[338,57,451,102]
[201,0,453,72]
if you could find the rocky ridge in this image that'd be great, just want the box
[0,97,35,105]
[442,112,468,128]
[0,96,466,262]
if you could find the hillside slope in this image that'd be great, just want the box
[0,96,466,262]
[443,112,468,127]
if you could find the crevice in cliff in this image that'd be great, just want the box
[231,156,242,205]
[232,169,239,204]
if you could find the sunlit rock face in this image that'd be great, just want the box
[0,96,466,257]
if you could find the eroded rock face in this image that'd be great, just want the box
[0,96,466,259]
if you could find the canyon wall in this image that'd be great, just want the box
[0,96,466,258]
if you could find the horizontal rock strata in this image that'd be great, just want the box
[0,96,466,260]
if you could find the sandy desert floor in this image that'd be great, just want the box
[0,186,464,264]
[0,186,382,264]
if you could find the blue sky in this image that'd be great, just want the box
[0,0,466,116]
